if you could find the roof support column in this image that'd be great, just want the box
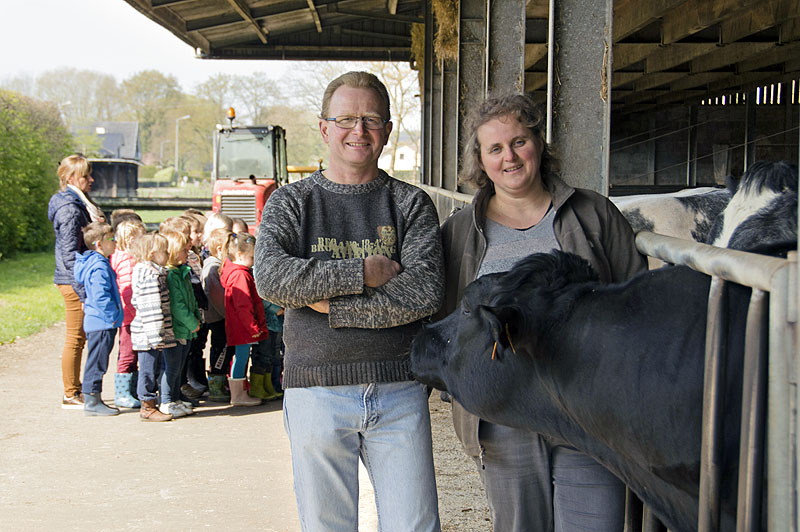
[486,0,525,94]
[457,0,488,193]
[551,0,614,194]
[422,2,437,186]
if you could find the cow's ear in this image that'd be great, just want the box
[478,305,520,360]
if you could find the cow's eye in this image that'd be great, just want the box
[462,307,471,316]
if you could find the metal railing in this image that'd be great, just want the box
[628,232,796,532]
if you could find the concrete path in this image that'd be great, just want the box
[0,323,378,532]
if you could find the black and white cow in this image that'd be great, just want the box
[410,251,752,532]
[707,160,798,253]
[611,186,731,243]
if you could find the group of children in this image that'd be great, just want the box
[72,209,284,421]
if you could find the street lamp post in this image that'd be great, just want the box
[174,115,191,182]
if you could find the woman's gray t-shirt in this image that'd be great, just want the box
[477,206,560,278]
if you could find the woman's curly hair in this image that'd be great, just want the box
[460,93,559,191]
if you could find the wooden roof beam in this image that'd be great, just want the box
[307,0,323,33]
[340,28,411,44]
[226,0,268,44]
[613,0,686,42]
[526,0,549,19]
[524,72,547,92]
[690,42,777,72]
[645,43,718,73]
[612,72,644,88]
[187,2,309,32]
[661,0,762,44]
[624,89,670,105]
[332,8,423,24]
[524,44,547,69]
[151,0,194,7]
[669,72,729,91]
[735,41,800,73]
[613,43,661,69]
[720,0,800,44]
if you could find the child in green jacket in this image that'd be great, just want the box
[159,230,203,418]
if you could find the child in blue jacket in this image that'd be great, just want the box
[74,221,124,416]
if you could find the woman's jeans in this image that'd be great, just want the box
[475,421,625,532]
[137,349,162,402]
[160,342,190,404]
[57,285,85,397]
[82,329,117,394]
[283,381,441,532]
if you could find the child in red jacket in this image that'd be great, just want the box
[220,232,267,407]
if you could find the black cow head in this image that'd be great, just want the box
[410,251,598,418]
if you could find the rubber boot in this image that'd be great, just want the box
[114,373,141,408]
[187,354,209,393]
[207,374,231,402]
[228,377,261,407]
[84,393,120,416]
[249,372,279,401]
[263,372,283,400]
[140,399,173,422]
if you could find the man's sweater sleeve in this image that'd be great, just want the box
[254,185,364,309]
[328,187,444,329]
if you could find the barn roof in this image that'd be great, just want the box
[122,0,422,62]
[73,121,141,161]
[121,0,800,112]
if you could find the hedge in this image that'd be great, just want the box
[0,90,72,258]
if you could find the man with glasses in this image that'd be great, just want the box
[254,71,443,531]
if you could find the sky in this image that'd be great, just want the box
[0,0,293,92]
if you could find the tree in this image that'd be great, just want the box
[230,72,283,124]
[34,68,119,127]
[119,70,181,153]
[369,62,421,173]
[0,90,71,256]
[267,104,327,167]
[194,73,235,121]
[286,62,421,175]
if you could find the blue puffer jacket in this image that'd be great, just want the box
[48,189,91,300]
[73,250,123,333]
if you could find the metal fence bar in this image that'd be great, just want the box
[634,232,787,291]
[698,277,728,532]
[736,290,768,532]
[767,266,794,531]
[634,231,797,532]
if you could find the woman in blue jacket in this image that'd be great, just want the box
[47,154,106,409]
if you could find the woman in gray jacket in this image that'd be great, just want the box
[440,94,647,532]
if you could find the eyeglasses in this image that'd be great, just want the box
[324,116,388,130]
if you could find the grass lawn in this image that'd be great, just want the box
[0,251,64,345]
[137,210,186,225]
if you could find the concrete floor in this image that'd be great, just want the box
[0,322,379,532]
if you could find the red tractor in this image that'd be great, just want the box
[211,107,288,234]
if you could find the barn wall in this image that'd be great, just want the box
[610,95,798,188]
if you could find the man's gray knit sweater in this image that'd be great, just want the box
[253,170,444,388]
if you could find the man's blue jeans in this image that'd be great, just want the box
[283,381,441,532]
